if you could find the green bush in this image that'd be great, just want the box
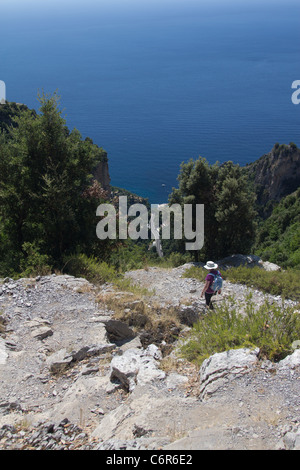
[224,266,300,301]
[183,265,206,281]
[63,253,118,284]
[255,189,300,268]
[63,253,151,295]
[165,252,193,267]
[180,295,300,365]
[108,241,150,272]
[105,240,193,272]
[19,242,52,278]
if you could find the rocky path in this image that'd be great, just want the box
[0,276,124,439]
[125,263,296,311]
[0,266,299,450]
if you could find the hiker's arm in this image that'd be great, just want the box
[201,281,210,297]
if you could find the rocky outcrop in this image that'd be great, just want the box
[216,254,281,271]
[46,343,115,374]
[199,348,260,400]
[0,337,8,365]
[281,428,300,451]
[245,143,300,216]
[93,158,111,192]
[109,345,165,392]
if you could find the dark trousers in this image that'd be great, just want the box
[205,292,215,310]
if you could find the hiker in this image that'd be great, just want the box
[201,261,223,310]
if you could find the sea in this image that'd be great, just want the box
[1,0,300,204]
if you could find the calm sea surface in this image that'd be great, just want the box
[1,0,300,203]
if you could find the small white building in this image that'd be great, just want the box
[0,80,6,104]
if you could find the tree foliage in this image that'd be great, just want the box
[0,92,108,275]
[1,93,298,277]
[168,157,257,260]
[255,188,300,268]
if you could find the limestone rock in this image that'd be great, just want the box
[25,318,52,329]
[199,347,260,399]
[1,269,300,450]
[46,348,73,374]
[278,349,300,370]
[282,427,300,451]
[217,254,262,269]
[93,158,110,192]
[92,404,132,441]
[103,319,136,343]
[260,261,281,272]
[46,343,116,374]
[110,345,165,392]
[245,143,300,216]
[217,254,280,272]
[0,338,8,365]
[31,326,53,341]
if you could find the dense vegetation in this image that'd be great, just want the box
[254,188,300,269]
[1,94,299,367]
[0,93,109,276]
[180,295,300,365]
[0,101,34,133]
[0,94,299,280]
[167,157,257,260]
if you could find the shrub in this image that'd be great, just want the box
[19,242,52,277]
[108,242,150,272]
[254,189,300,269]
[63,253,117,284]
[223,266,300,301]
[180,295,300,365]
[63,253,151,295]
[183,265,206,281]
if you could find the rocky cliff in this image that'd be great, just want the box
[93,157,111,193]
[245,143,300,217]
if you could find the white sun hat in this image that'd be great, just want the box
[204,261,218,270]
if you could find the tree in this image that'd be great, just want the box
[0,92,108,273]
[169,157,219,259]
[168,157,257,260]
[214,162,257,256]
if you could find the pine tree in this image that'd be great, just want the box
[0,92,108,273]
[169,157,257,260]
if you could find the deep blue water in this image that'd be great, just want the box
[1,0,300,203]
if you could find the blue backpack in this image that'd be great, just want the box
[210,271,223,293]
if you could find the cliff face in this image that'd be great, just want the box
[246,143,300,216]
[93,158,111,193]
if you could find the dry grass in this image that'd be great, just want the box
[96,290,184,349]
